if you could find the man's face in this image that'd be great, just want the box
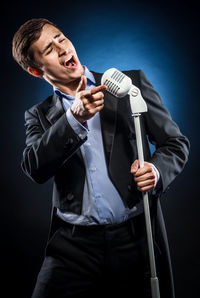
[30,24,84,92]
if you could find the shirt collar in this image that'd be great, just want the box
[54,66,96,100]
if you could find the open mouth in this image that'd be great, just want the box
[64,54,79,69]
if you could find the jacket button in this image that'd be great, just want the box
[67,193,74,201]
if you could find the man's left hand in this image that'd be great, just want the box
[130,160,157,192]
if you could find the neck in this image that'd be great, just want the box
[54,78,81,96]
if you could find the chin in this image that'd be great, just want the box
[73,65,84,78]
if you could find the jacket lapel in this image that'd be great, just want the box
[92,71,118,166]
[46,93,65,125]
[45,93,84,163]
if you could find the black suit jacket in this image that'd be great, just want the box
[22,69,189,213]
[21,70,190,298]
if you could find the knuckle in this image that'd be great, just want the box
[84,104,89,110]
[82,90,90,98]
[97,105,103,112]
[96,106,101,112]
[82,98,88,105]
[95,92,104,100]
[88,109,93,116]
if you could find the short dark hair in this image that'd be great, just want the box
[12,18,60,71]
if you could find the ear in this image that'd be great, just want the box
[28,67,43,78]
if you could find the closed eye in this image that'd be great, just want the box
[46,48,53,55]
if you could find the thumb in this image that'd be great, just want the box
[76,75,87,93]
[130,159,139,174]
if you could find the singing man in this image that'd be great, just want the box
[12,18,190,298]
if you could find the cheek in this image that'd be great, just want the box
[42,57,60,72]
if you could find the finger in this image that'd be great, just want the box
[138,184,155,192]
[130,160,139,174]
[80,89,92,100]
[137,178,156,189]
[87,104,104,116]
[81,86,106,101]
[84,99,104,110]
[90,91,104,101]
[134,165,153,177]
[83,91,104,103]
[76,75,87,93]
[134,172,155,182]
[90,84,107,95]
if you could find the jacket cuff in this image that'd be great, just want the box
[66,108,88,140]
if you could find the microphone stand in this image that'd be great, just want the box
[128,86,160,298]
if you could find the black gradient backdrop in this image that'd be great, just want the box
[1,1,200,297]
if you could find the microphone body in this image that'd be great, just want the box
[101,68,147,114]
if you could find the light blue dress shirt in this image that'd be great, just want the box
[55,67,158,225]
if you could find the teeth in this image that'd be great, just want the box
[65,55,73,64]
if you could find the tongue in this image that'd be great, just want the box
[66,60,73,67]
[66,57,76,69]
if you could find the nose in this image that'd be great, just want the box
[52,40,67,56]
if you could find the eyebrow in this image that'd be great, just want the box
[42,33,61,54]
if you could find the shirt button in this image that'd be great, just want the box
[86,142,91,146]
[78,133,83,138]
[91,167,96,172]
[104,219,107,223]
[96,193,102,198]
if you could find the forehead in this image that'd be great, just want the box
[31,24,63,53]
[40,24,62,41]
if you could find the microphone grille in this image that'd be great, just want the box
[111,69,126,83]
[103,79,121,96]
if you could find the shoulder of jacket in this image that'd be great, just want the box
[26,94,54,115]
[122,69,142,87]
[122,69,141,74]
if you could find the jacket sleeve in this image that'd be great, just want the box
[138,70,190,192]
[21,106,87,184]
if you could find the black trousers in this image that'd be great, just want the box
[32,215,156,298]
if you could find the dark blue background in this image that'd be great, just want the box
[2,0,200,297]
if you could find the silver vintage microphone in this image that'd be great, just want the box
[101,67,160,298]
[101,68,147,114]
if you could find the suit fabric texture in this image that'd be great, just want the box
[22,70,190,298]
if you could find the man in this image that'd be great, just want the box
[12,18,189,298]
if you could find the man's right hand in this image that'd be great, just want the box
[71,75,107,123]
